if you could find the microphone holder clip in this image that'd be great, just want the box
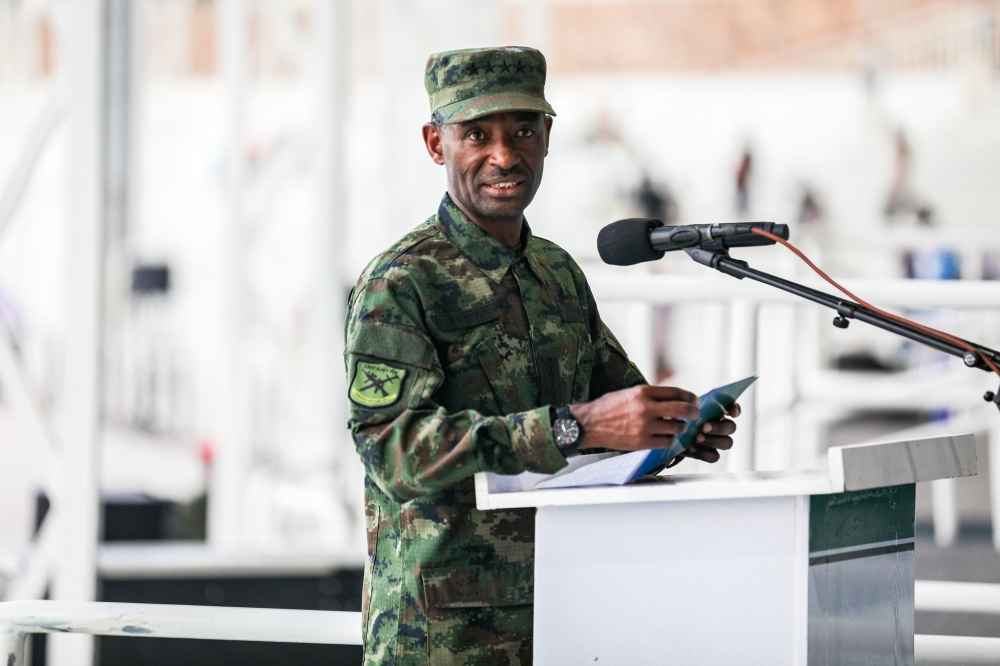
[684,247,749,280]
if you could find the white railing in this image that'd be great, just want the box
[914,580,1000,664]
[590,271,1000,545]
[917,580,1000,615]
[2,598,999,665]
[916,635,1000,665]
[0,601,361,666]
[588,273,1000,308]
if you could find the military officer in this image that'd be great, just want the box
[345,46,740,666]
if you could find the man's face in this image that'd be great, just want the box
[423,111,552,224]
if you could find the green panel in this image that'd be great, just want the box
[809,484,915,553]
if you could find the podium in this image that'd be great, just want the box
[475,434,976,665]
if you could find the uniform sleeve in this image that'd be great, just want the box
[584,282,648,399]
[344,276,567,503]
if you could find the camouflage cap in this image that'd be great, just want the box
[425,46,556,124]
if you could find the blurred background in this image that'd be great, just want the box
[2,0,1000,663]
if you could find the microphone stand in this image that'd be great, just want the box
[684,247,1000,414]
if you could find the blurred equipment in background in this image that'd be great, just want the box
[104,263,188,434]
[130,265,169,295]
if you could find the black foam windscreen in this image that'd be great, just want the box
[597,218,665,266]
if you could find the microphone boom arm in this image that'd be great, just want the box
[684,247,1000,413]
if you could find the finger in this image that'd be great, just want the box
[727,403,742,418]
[647,418,691,436]
[647,400,701,421]
[630,434,677,451]
[693,434,734,451]
[642,385,699,405]
[683,444,721,463]
[701,418,736,436]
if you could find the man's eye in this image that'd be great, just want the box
[468,130,485,140]
[517,129,535,137]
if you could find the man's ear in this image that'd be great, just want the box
[422,123,446,165]
[543,115,553,157]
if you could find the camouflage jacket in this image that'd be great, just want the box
[345,194,645,666]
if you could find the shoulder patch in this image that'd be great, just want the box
[350,361,408,407]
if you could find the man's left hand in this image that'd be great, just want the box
[681,403,741,463]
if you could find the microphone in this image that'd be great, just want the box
[597,218,789,266]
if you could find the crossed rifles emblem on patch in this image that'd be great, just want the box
[350,361,408,407]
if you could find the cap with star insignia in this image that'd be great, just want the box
[424,46,556,124]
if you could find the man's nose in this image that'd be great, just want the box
[487,134,518,171]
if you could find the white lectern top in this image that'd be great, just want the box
[475,433,977,510]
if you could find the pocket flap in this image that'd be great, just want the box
[558,302,585,323]
[422,565,533,609]
[430,302,500,331]
[346,323,435,370]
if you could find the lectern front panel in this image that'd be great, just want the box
[534,495,805,665]
[807,484,915,665]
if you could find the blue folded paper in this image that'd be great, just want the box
[535,375,758,490]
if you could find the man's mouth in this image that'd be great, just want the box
[483,180,525,195]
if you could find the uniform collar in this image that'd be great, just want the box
[436,193,544,285]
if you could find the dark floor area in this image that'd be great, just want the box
[98,573,365,666]
[98,636,361,666]
[30,571,365,666]
[916,523,1000,637]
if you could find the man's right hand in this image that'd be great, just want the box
[568,385,701,452]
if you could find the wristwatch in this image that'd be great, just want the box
[552,405,582,457]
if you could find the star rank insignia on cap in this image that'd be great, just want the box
[350,361,407,407]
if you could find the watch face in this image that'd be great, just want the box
[554,419,580,447]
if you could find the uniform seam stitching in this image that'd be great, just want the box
[365,224,441,280]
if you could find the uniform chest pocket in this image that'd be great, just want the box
[431,302,504,414]
[475,336,527,415]
[536,335,594,407]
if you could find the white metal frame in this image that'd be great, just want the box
[916,580,1000,615]
[915,635,1000,665]
[0,601,361,666]
[49,0,108,665]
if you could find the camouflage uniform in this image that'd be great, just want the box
[344,47,645,666]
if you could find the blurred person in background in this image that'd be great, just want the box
[343,46,741,665]
[632,173,678,225]
[734,147,753,217]
[884,128,935,226]
[796,186,824,226]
